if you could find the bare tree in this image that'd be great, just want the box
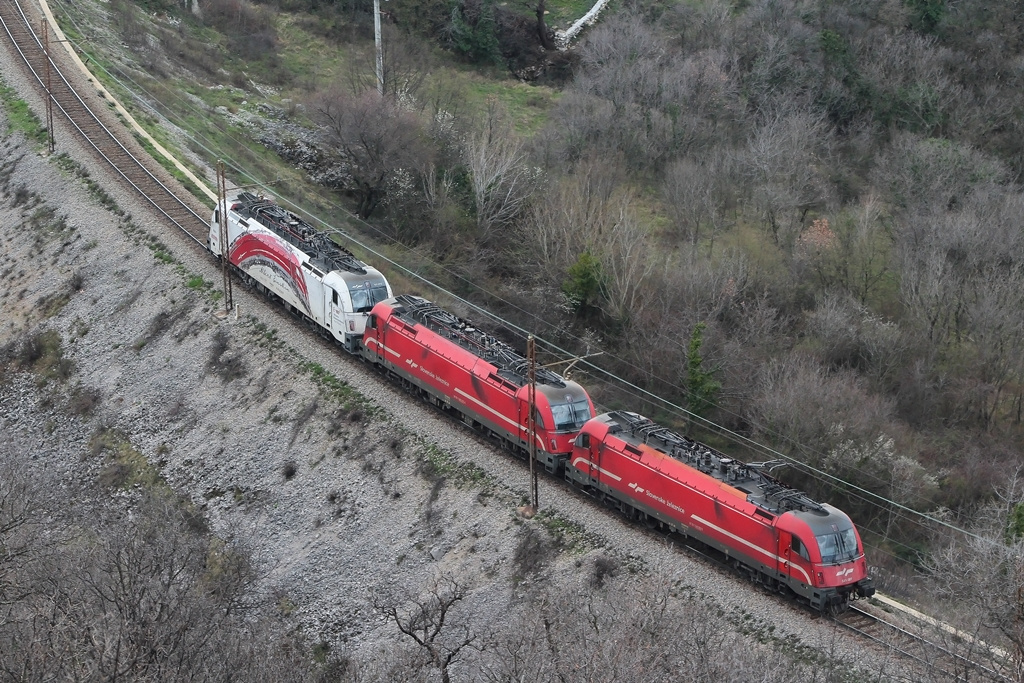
[923,472,1024,679]
[519,154,625,282]
[858,32,969,136]
[310,88,432,219]
[662,149,733,248]
[346,24,430,104]
[876,133,1007,225]
[748,351,895,466]
[659,49,741,156]
[0,482,291,682]
[808,291,907,393]
[885,144,1024,428]
[796,194,892,305]
[594,196,661,324]
[375,573,476,683]
[464,99,539,255]
[740,107,836,246]
[560,13,690,169]
[0,458,38,607]
[575,11,668,112]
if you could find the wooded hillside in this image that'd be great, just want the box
[279,0,1024,529]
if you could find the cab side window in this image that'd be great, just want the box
[575,433,590,448]
[366,314,376,330]
[791,536,810,561]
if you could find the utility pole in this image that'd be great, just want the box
[527,335,539,512]
[373,0,384,96]
[41,20,55,154]
[216,162,233,315]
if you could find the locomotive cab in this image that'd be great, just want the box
[330,271,392,347]
[778,507,875,609]
[531,384,594,468]
[209,192,393,352]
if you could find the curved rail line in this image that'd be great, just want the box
[0,0,209,246]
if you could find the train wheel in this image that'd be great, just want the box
[827,598,850,617]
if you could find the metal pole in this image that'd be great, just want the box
[217,162,232,314]
[41,20,55,154]
[374,0,384,96]
[528,335,539,511]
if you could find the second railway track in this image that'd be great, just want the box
[0,0,209,244]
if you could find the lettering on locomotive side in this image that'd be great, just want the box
[629,482,685,515]
[404,358,451,387]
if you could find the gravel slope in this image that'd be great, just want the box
[0,14,908,678]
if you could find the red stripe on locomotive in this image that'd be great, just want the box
[229,232,310,310]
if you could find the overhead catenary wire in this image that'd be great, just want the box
[46,1,992,552]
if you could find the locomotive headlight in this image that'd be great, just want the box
[817,572,823,583]
[349,320,355,331]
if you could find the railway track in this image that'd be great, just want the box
[0,0,209,245]
[833,602,1011,682]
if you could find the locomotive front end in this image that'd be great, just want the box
[781,506,875,610]
[534,382,595,460]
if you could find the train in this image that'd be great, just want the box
[207,193,875,611]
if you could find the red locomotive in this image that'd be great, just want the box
[567,411,875,611]
[361,295,595,470]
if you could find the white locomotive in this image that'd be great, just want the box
[209,192,392,351]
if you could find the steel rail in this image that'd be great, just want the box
[0,0,208,246]
[834,603,1010,682]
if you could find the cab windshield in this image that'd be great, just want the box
[816,527,860,565]
[549,399,593,432]
[349,279,390,313]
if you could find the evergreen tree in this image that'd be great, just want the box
[686,322,720,419]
